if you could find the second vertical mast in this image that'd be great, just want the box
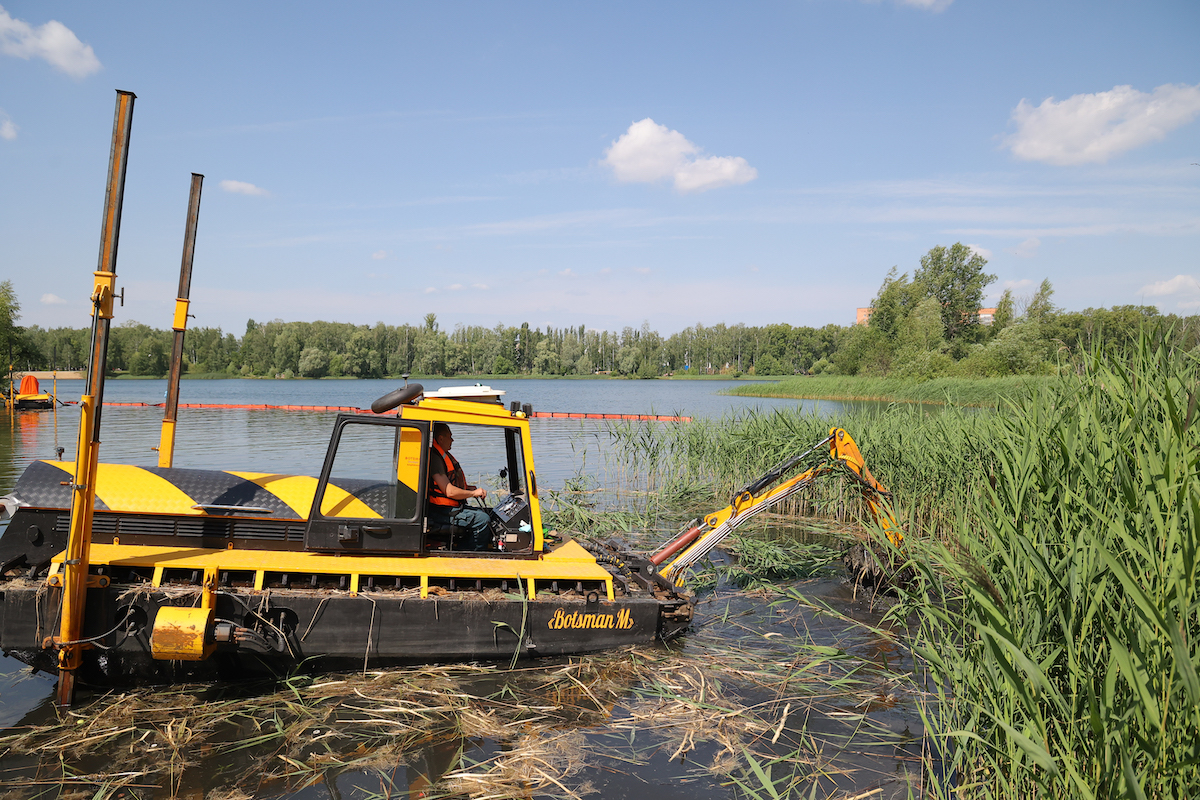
[158,173,203,468]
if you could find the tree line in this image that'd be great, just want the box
[3,245,1196,382]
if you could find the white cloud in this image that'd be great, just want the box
[1012,237,1040,258]
[1139,274,1200,298]
[40,293,66,304]
[424,287,437,294]
[603,118,757,193]
[634,267,651,274]
[370,250,388,260]
[0,5,100,78]
[1001,279,1036,294]
[472,283,489,290]
[0,110,15,141]
[1005,83,1200,165]
[965,243,992,260]
[895,0,955,11]
[448,283,463,290]
[559,268,574,276]
[219,179,269,196]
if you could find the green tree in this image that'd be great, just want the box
[298,347,329,378]
[130,338,168,376]
[991,289,1015,332]
[912,243,996,351]
[575,352,593,375]
[533,338,559,375]
[617,345,640,375]
[893,297,952,379]
[0,281,23,377]
[899,296,946,352]
[273,328,302,374]
[753,352,785,376]
[1023,278,1057,324]
[868,267,921,342]
[344,329,377,377]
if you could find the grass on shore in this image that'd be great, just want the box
[727,374,1056,407]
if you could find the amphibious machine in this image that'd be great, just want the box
[0,393,895,690]
[0,383,698,686]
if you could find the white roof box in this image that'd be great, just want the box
[424,384,507,403]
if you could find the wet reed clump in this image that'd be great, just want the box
[717,532,843,590]
[889,336,1200,798]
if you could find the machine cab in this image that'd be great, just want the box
[303,386,542,556]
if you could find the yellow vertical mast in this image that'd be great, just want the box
[158,173,203,468]
[56,89,136,707]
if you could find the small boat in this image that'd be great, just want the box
[5,374,54,410]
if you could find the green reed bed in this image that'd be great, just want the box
[605,400,1000,540]
[728,374,1054,408]
[882,337,1200,798]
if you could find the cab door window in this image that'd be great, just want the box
[305,416,427,553]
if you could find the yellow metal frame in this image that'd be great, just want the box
[399,397,544,553]
[51,539,614,600]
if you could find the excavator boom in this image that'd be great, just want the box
[651,428,898,584]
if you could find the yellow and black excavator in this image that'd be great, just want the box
[0,414,898,696]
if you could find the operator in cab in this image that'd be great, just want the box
[427,422,493,550]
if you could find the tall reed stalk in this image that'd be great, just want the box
[889,335,1200,798]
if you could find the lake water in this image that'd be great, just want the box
[1,378,869,494]
[0,379,922,797]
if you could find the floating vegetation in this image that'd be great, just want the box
[718,532,843,590]
[0,577,922,799]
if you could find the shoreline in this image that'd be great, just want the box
[9,371,85,380]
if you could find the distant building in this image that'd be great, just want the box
[856,307,997,326]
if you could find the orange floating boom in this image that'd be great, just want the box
[85,402,692,421]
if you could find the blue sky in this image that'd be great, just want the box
[2,1,1198,336]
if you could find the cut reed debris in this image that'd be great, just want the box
[0,585,916,798]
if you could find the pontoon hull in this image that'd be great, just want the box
[0,582,691,685]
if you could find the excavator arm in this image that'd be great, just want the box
[649,427,898,584]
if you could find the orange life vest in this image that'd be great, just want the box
[428,440,466,508]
